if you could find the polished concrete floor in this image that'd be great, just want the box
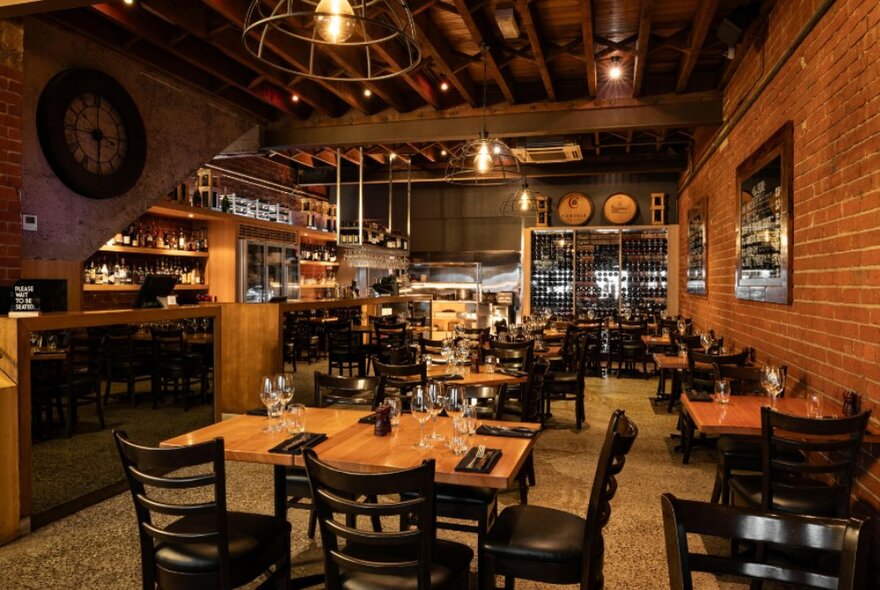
[1,373,740,589]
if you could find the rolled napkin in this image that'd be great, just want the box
[268,433,327,455]
[454,447,502,473]
[476,424,539,438]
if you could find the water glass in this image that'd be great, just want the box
[677,343,688,359]
[715,379,731,404]
[485,355,497,374]
[449,417,468,456]
[382,397,401,428]
[286,403,306,435]
[463,404,478,436]
[807,392,822,418]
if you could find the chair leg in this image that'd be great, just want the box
[94,387,105,430]
[307,509,317,539]
[710,465,723,504]
[103,377,112,404]
[64,389,74,438]
[682,414,694,465]
[481,552,496,590]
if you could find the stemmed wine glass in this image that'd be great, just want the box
[677,319,687,335]
[259,376,281,432]
[274,373,295,427]
[760,365,785,408]
[411,386,433,449]
[700,332,714,354]
[445,385,465,422]
[427,381,446,441]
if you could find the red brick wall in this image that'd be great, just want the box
[0,29,22,286]
[678,0,880,514]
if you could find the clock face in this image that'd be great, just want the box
[64,92,128,177]
[37,69,146,200]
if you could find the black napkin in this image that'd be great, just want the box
[687,391,713,402]
[498,368,528,378]
[358,413,378,424]
[246,408,268,416]
[268,432,327,455]
[476,424,539,439]
[432,374,464,382]
[455,447,502,473]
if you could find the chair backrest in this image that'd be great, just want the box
[151,326,186,358]
[460,326,490,346]
[304,450,436,590]
[581,409,638,589]
[407,316,428,327]
[460,384,505,419]
[113,431,232,589]
[661,493,869,590]
[671,332,701,350]
[314,372,380,408]
[714,364,766,395]
[67,330,102,381]
[515,361,548,423]
[761,407,870,517]
[485,341,534,371]
[375,322,407,346]
[326,320,358,353]
[373,359,427,408]
[418,335,446,355]
[493,319,508,333]
[687,350,748,393]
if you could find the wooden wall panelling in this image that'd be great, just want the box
[0,318,19,544]
[20,259,82,311]
[218,303,281,414]
[206,220,237,303]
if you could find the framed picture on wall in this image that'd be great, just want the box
[686,197,707,295]
[735,121,794,304]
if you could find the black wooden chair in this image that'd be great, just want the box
[616,319,648,377]
[481,409,638,590]
[418,335,447,356]
[283,317,320,372]
[314,371,380,408]
[372,321,408,368]
[730,407,870,517]
[150,327,208,410]
[326,320,366,376]
[113,431,291,589]
[373,359,427,410]
[661,493,870,590]
[304,450,473,590]
[543,334,588,429]
[61,331,105,437]
[102,326,151,405]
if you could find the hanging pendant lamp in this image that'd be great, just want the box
[445,45,519,185]
[500,177,539,217]
[243,0,421,82]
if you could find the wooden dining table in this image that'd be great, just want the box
[681,394,880,442]
[426,363,529,387]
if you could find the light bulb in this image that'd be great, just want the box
[609,65,622,80]
[493,144,502,155]
[474,141,492,174]
[315,0,356,44]
[440,79,449,92]
[520,190,529,211]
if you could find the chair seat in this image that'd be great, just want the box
[545,372,577,383]
[483,505,584,564]
[434,484,496,506]
[729,475,841,516]
[341,538,473,590]
[155,511,290,585]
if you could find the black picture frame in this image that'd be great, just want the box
[686,197,707,295]
[735,122,794,304]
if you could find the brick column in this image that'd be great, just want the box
[0,20,22,286]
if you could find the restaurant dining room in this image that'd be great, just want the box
[0,0,878,588]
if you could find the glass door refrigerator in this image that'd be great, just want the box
[238,239,300,302]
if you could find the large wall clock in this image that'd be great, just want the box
[36,69,146,200]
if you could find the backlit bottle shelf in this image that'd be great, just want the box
[83,284,209,292]
[98,245,209,258]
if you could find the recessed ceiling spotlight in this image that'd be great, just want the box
[363,88,372,98]
[291,93,300,103]
[608,56,622,81]
[439,77,449,92]
[389,152,396,161]
[440,149,447,157]
[123,0,135,4]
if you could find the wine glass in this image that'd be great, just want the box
[715,379,731,404]
[445,385,465,422]
[259,376,280,432]
[427,382,446,441]
[410,386,432,449]
[700,332,713,354]
[677,319,687,335]
[275,373,295,426]
[760,365,784,408]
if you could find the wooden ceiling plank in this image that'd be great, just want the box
[313,149,338,167]
[144,0,338,117]
[676,0,720,93]
[594,35,638,56]
[0,0,99,17]
[91,3,298,118]
[341,148,362,165]
[413,12,478,107]
[580,0,598,96]
[292,151,316,168]
[631,0,655,98]
[368,36,440,109]
[516,0,556,101]
[199,0,371,114]
[450,0,517,104]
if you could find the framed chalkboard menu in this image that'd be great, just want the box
[686,197,707,295]
[735,122,793,304]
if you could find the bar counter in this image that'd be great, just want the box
[0,294,431,545]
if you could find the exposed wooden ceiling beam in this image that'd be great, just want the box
[90,3,300,119]
[676,0,720,93]
[142,0,338,117]
[0,0,102,17]
[516,0,555,101]
[412,13,478,107]
[580,0,598,96]
[266,92,722,148]
[451,0,517,104]
[594,35,638,57]
[199,0,372,115]
[631,0,655,98]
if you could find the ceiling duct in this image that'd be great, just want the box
[511,143,583,164]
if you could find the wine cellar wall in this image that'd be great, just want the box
[523,226,679,318]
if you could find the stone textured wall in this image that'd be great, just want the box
[677,0,880,521]
[20,18,257,261]
[0,20,22,286]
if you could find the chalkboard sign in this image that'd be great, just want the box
[735,122,793,304]
[11,281,40,316]
[686,198,707,295]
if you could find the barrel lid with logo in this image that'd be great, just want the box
[556,192,594,225]
[602,193,638,224]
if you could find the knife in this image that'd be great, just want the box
[280,433,309,452]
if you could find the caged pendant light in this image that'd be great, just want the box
[499,177,539,217]
[445,45,519,185]
[243,0,421,82]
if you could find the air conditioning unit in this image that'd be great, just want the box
[511,144,583,164]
